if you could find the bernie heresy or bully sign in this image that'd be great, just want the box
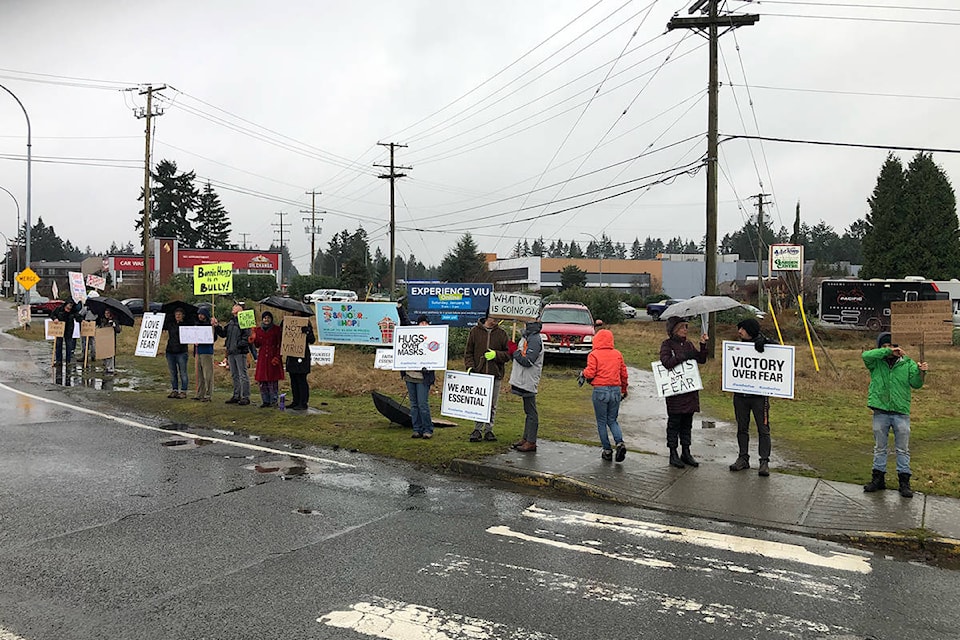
[317,302,400,345]
[651,360,703,398]
[193,262,233,295]
[391,325,449,371]
[441,370,494,423]
[408,282,492,327]
[721,340,796,399]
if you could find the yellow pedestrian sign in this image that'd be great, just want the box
[16,267,40,291]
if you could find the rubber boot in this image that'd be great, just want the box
[680,446,699,467]
[669,447,685,469]
[898,473,914,498]
[863,469,886,493]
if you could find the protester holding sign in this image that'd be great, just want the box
[250,311,284,408]
[729,318,773,476]
[464,314,511,442]
[581,329,629,462]
[284,312,316,411]
[193,307,217,402]
[51,300,80,366]
[164,309,190,399]
[215,305,251,405]
[659,317,708,469]
[96,308,122,375]
[402,315,436,439]
[508,321,544,453]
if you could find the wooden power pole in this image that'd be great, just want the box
[302,190,325,277]
[375,143,410,300]
[132,84,165,309]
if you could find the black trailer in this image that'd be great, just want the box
[818,278,947,331]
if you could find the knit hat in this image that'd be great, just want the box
[665,316,686,337]
[261,311,274,322]
[737,318,761,339]
[877,332,893,348]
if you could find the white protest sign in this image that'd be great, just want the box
[44,319,79,340]
[68,272,87,304]
[86,273,106,290]
[309,345,336,366]
[17,305,30,327]
[651,360,703,398]
[391,325,449,371]
[374,348,394,370]
[135,312,166,357]
[179,325,214,344]
[489,291,541,321]
[721,340,795,399]
[441,370,494,423]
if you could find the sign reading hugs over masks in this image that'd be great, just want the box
[391,325,449,371]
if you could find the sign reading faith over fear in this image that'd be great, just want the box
[890,300,953,346]
[237,309,256,330]
[651,360,703,398]
[309,345,336,366]
[721,341,795,399]
[440,370,494,423]
[488,291,541,322]
[391,325,449,371]
[135,312,166,357]
[193,262,233,295]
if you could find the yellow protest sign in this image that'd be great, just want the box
[193,262,233,295]
[16,267,40,291]
[238,309,256,329]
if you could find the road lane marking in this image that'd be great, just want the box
[522,505,871,573]
[424,554,853,638]
[0,381,353,468]
[318,597,558,639]
[0,626,29,640]
[487,525,676,569]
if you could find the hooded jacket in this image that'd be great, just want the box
[508,321,544,396]
[863,346,923,415]
[464,320,511,379]
[582,329,628,394]
[52,302,78,338]
[659,318,708,414]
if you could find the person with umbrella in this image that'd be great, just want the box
[163,303,193,399]
[250,310,284,408]
[84,297,134,375]
[659,317,709,468]
[283,309,316,411]
[96,307,122,375]
[215,304,252,405]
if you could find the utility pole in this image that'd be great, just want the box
[668,1,758,357]
[750,192,772,308]
[129,84,165,310]
[272,211,291,290]
[375,142,410,300]
[239,232,250,250]
[301,190,325,276]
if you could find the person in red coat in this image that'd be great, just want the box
[250,311,284,408]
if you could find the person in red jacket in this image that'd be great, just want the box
[250,311,284,408]
[580,329,629,462]
[659,316,708,469]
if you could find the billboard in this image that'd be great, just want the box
[316,301,401,345]
[408,282,492,328]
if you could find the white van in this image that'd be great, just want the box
[303,288,359,304]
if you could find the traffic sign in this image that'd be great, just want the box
[15,267,39,291]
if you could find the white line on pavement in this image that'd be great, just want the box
[0,625,29,640]
[487,525,677,569]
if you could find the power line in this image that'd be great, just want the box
[0,67,137,87]
[728,82,960,102]
[721,133,960,154]
[757,1,960,13]
[744,11,960,26]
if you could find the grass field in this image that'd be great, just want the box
[10,310,960,497]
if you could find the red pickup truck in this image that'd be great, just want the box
[29,297,62,316]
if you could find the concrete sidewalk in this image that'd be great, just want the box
[451,440,960,551]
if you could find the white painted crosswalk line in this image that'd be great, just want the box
[520,505,872,573]
[0,626,29,640]
[318,597,559,640]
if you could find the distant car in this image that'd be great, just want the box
[539,301,598,359]
[122,298,162,315]
[646,298,683,321]
[303,288,359,304]
[740,303,767,320]
[618,301,637,318]
[29,296,60,316]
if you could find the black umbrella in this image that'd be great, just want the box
[371,391,413,429]
[85,297,135,326]
[161,300,199,323]
[259,296,315,316]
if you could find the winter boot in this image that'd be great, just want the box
[758,459,770,477]
[668,447,685,469]
[863,469,886,493]
[897,473,914,498]
[680,446,699,468]
[729,455,750,472]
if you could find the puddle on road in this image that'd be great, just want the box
[245,459,311,476]
[160,436,213,450]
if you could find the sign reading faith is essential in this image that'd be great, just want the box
[179,325,215,344]
[135,312,166,357]
[309,345,335,366]
[69,272,87,304]
[15,267,39,291]
[373,348,394,370]
[193,262,233,295]
[890,300,953,346]
[721,340,795,399]
[316,302,400,345]
[281,316,310,358]
[651,359,703,398]
[489,291,541,322]
[237,309,256,330]
[391,325,449,371]
[86,273,106,290]
[440,370,494,423]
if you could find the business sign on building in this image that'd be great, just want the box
[316,302,400,345]
[489,291,541,321]
[721,341,795,399]
[769,244,804,272]
[408,282,492,327]
[178,250,279,270]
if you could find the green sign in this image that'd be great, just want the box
[238,309,256,329]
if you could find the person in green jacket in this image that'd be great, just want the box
[862,332,928,498]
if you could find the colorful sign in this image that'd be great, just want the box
[391,325,449,371]
[408,283,492,327]
[15,267,39,291]
[316,301,401,345]
[374,349,394,370]
[193,262,234,294]
[769,244,804,272]
[489,291,541,321]
[237,309,256,329]
[179,325,215,344]
[69,272,87,304]
[135,312,166,357]
[309,345,336,366]
[721,341,795,399]
[651,360,703,398]
[110,250,280,272]
[441,370,494,423]
[86,274,106,290]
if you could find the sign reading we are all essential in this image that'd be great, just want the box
[391,325,449,371]
[440,370,494,423]
[488,291,541,322]
[650,360,703,398]
[721,341,795,399]
[193,262,233,295]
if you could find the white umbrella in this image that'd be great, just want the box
[659,295,744,333]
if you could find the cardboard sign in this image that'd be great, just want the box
[721,341,795,399]
[651,360,704,398]
[237,309,256,329]
[17,305,30,327]
[135,312,166,357]
[15,267,39,291]
[281,317,310,358]
[69,272,87,304]
[80,321,97,338]
[95,326,116,360]
[890,300,953,346]
[309,345,335,366]
[391,325,449,371]
[179,325,214,344]
[374,349,394,370]
[193,262,233,295]
[86,274,106,290]
[489,291,541,321]
[316,301,400,345]
[440,370,494,423]
[45,320,66,340]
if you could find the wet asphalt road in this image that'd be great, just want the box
[2,381,960,640]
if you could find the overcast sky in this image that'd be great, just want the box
[2,0,958,273]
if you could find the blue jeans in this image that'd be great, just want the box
[592,386,624,450]
[872,411,911,474]
[227,353,250,400]
[406,380,434,435]
[55,337,76,363]
[166,352,189,392]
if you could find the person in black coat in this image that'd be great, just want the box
[659,316,708,469]
[284,311,316,410]
[51,300,79,366]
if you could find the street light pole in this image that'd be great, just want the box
[0,84,31,305]
[0,185,20,280]
[581,232,603,288]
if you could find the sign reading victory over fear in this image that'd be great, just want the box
[721,341,796,399]
[441,370,494,423]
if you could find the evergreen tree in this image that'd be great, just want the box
[135,159,201,246]
[339,228,372,293]
[559,265,587,290]
[862,154,910,278]
[614,242,627,260]
[195,181,234,249]
[585,241,599,259]
[521,239,531,257]
[552,240,566,257]
[568,240,584,258]
[630,238,642,260]
[270,243,300,285]
[373,247,390,290]
[439,233,487,282]
[27,217,67,261]
[641,236,664,259]
[903,152,960,279]
[531,236,544,257]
